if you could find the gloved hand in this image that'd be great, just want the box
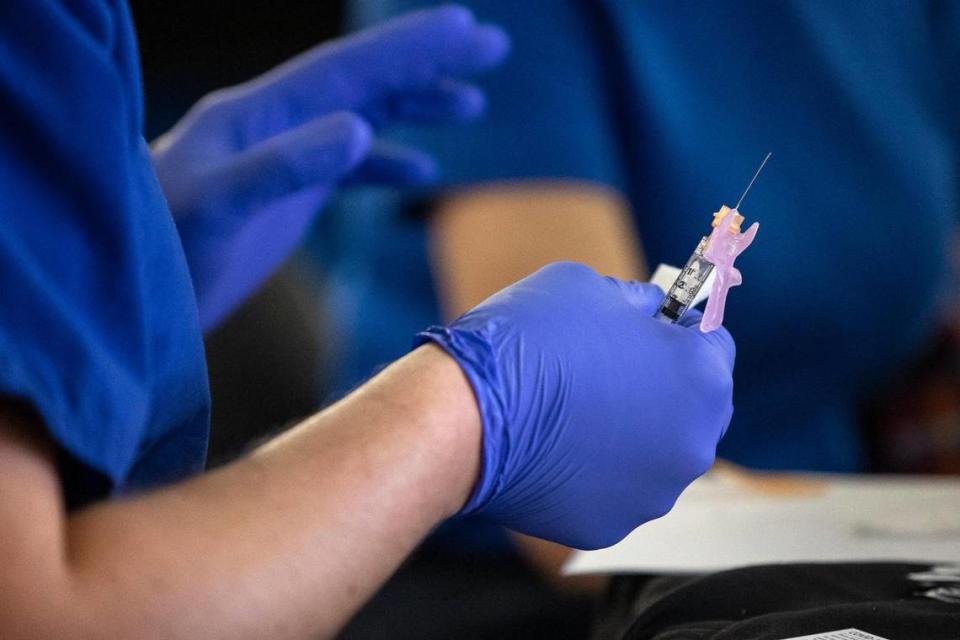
[152,5,509,331]
[416,263,735,550]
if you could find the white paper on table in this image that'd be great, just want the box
[564,473,960,576]
[649,263,715,308]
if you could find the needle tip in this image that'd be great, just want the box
[734,152,773,210]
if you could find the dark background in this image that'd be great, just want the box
[132,2,346,137]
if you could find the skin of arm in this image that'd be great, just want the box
[429,180,643,590]
[0,344,480,640]
[429,181,646,317]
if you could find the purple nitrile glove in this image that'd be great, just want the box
[152,5,510,331]
[416,263,735,550]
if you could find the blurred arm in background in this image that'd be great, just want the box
[430,183,644,317]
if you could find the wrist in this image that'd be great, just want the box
[414,326,507,515]
[392,344,484,519]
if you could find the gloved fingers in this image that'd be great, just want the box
[310,5,510,91]
[676,306,704,329]
[222,5,509,144]
[363,78,486,129]
[347,141,438,186]
[600,278,735,369]
[195,111,373,216]
[679,308,737,371]
[604,277,666,315]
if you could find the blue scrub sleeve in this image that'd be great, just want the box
[350,0,627,191]
[0,2,160,490]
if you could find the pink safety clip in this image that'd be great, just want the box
[700,207,759,332]
[699,152,769,332]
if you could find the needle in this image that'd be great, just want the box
[735,152,772,210]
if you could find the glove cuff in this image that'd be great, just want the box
[413,325,505,515]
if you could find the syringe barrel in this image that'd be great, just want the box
[654,236,715,323]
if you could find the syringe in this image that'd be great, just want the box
[654,207,742,323]
[654,153,770,326]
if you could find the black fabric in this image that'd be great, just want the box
[592,563,960,640]
[339,545,594,639]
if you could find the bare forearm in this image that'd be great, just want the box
[430,181,646,317]
[1,345,480,639]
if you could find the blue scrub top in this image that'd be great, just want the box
[324,0,960,472]
[0,1,210,506]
